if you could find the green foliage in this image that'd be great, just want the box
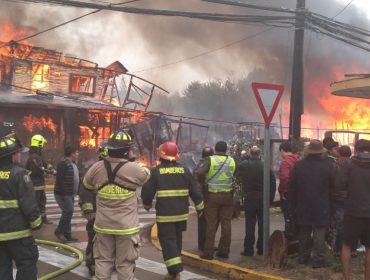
[228,130,262,203]
[291,137,309,157]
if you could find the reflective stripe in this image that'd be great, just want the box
[206,156,235,192]
[26,169,32,175]
[157,189,189,197]
[165,257,182,267]
[83,177,95,190]
[195,201,204,210]
[138,162,151,184]
[94,225,140,235]
[97,191,135,200]
[0,229,32,241]
[208,187,232,193]
[34,185,45,191]
[30,215,42,228]
[143,203,152,209]
[0,200,18,208]
[82,203,94,211]
[156,213,189,223]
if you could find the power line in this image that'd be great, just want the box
[0,0,139,49]
[130,27,275,73]
[332,0,355,19]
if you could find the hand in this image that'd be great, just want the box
[52,170,57,175]
[280,192,287,201]
[198,211,204,218]
[85,213,95,221]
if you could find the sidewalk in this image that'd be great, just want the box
[152,211,290,280]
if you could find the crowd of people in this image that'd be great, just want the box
[1,129,370,280]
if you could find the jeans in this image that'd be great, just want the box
[243,199,263,254]
[55,194,74,237]
[333,202,357,253]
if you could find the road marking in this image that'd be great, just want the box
[44,242,212,280]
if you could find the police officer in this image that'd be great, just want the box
[81,129,150,280]
[196,141,236,260]
[26,134,55,224]
[0,134,42,280]
[142,142,204,280]
[79,146,108,276]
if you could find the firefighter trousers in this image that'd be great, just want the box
[34,189,48,222]
[157,221,186,275]
[92,232,140,280]
[86,219,96,275]
[0,236,39,280]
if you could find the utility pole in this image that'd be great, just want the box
[289,0,305,139]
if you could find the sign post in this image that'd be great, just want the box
[252,82,284,257]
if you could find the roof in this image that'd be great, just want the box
[105,61,128,74]
[331,76,370,99]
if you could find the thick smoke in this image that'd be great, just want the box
[1,0,370,131]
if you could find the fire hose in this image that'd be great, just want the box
[35,239,84,280]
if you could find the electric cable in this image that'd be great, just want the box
[0,0,140,49]
[130,27,274,73]
[332,0,354,19]
[35,239,84,280]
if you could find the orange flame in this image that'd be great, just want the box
[130,111,146,124]
[23,114,58,135]
[0,19,35,43]
[31,64,50,90]
[79,126,111,149]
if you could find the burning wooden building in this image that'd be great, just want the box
[0,40,256,169]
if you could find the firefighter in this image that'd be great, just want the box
[79,146,108,276]
[141,141,204,280]
[81,129,150,280]
[26,134,56,224]
[0,135,42,280]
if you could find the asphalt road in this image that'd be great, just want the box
[16,188,228,280]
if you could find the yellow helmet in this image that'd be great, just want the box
[31,135,47,148]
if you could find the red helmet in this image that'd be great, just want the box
[159,142,180,161]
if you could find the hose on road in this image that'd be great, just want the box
[35,239,84,280]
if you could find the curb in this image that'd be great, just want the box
[151,223,290,280]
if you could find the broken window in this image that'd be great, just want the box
[70,74,95,95]
[31,63,50,90]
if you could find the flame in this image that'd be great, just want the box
[0,19,35,43]
[31,64,50,90]
[130,112,146,124]
[79,126,110,149]
[23,114,58,135]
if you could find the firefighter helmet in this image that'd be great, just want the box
[159,141,180,161]
[106,129,134,150]
[31,134,47,148]
[0,136,29,159]
[96,147,108,160]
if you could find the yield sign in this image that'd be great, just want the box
[252,82,284,127]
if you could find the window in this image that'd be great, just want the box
[31,63,50,90]
[70,74,95,95]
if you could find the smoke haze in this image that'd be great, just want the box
[1,0,370,135]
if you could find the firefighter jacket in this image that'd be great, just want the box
[82,156,150,236]
[141,161,204,223]
[25,147,47,190]
[0,160,42,241]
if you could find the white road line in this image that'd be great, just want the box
[54,242,212,280]
[47,213,82,219]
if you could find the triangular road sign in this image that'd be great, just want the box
[252,82,284,127]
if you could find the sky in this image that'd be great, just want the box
[1,0,370,133]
